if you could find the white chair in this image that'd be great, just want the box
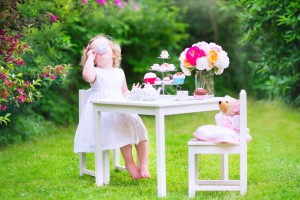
[78,89,126,184]
[188,90,248,198]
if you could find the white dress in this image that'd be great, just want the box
[74,67,148,153]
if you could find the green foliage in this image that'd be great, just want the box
[64,0,188,84]
[22,0,188,123]
[0,108,52,146]
[234,0,300,106]
[174,0,251,95]
[0,0,71,127]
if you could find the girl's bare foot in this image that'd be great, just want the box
[125,164,141,179]
[139,165,151,178]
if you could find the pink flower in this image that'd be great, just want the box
[19,94,26,102]
[115,0,122,7]
[0,105,7,110]
[186,46,206,66]
[17,88,23,94]
[50,14,59,23]
[96,0,107,5]
[0,72,6,80]
[82,0,87,4]
[5,79,12,87]
[50,75,56,80]
[41,73,47,78]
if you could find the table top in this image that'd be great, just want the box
[91,95,223,108]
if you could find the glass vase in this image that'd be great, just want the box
[195,70,215,96]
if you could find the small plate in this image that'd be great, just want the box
[157,56,171,59]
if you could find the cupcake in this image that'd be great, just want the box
[154,77,162,84]
[160,50,169,59]
[193,88,208,99]
[173,72,185,84]
[163,77,171,81]
[159,63,168,72]
[167,64,176,71]
[144,72,157,84]
[151,63,160,71]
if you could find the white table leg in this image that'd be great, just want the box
[156,110,166,197]
[94,108,104,186]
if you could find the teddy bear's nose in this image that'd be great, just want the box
[219,101,221,105]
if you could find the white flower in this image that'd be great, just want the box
[215,67,224,75]
[194,41,209,53]
[196,57,209,71]
[181,65,192,76]
[209,42,223,52]
[214,51,230,69]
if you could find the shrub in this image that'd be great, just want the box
[0,0,71,126]
[232,0,300,106]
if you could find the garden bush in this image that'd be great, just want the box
[0,0,189,145]
[0,0,71,145]
[225,0,300,107]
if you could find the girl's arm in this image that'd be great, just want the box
[82,49,97,83]
[122,78,130,97]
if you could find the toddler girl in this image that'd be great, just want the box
[74,34,150,179]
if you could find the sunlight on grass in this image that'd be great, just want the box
[0,98,299,199]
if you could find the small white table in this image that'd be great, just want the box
[92,95,222,197]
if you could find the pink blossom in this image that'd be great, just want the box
[41,73,47,78]
[19,94,26,102]
[50,75,56,80]
[0,105,7,111]
[115,0,122,7]
[25,81,30,85]
[50,14,59,23]
[17,88,23,94]
[96,0,107,5]
[186,46,206,66]
[5,79,12,87]
[0,72,6,80]
[82,0,87,4]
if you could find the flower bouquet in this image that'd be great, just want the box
[179,41,230,97]
[179,41,230,76]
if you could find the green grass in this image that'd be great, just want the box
[0,98,300,199]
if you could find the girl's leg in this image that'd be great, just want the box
[136,140,151,178]
[120,144,141,179]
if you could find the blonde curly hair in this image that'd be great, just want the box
[80,34,122,68]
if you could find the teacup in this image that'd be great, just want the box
[177,90,188,100]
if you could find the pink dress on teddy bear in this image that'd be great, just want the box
[194,95,252,144]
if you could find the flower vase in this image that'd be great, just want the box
[195,70,215,96]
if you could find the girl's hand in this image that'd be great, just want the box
[132,83,141,90]
[85,45,97,59]
[86,49,97,60]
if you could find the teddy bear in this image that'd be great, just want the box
[193,95,251,143]
[215,95,241,133]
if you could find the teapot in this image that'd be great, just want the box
[141,83,161,101]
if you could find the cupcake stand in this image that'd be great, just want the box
[149,56,182,96]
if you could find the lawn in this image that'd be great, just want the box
[0,98,299,200]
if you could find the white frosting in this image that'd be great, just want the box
[160,50,169,58]
[144,72,157,79]
[173,73,185,78]
[167,64,175,71]
[151,63,160,70]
